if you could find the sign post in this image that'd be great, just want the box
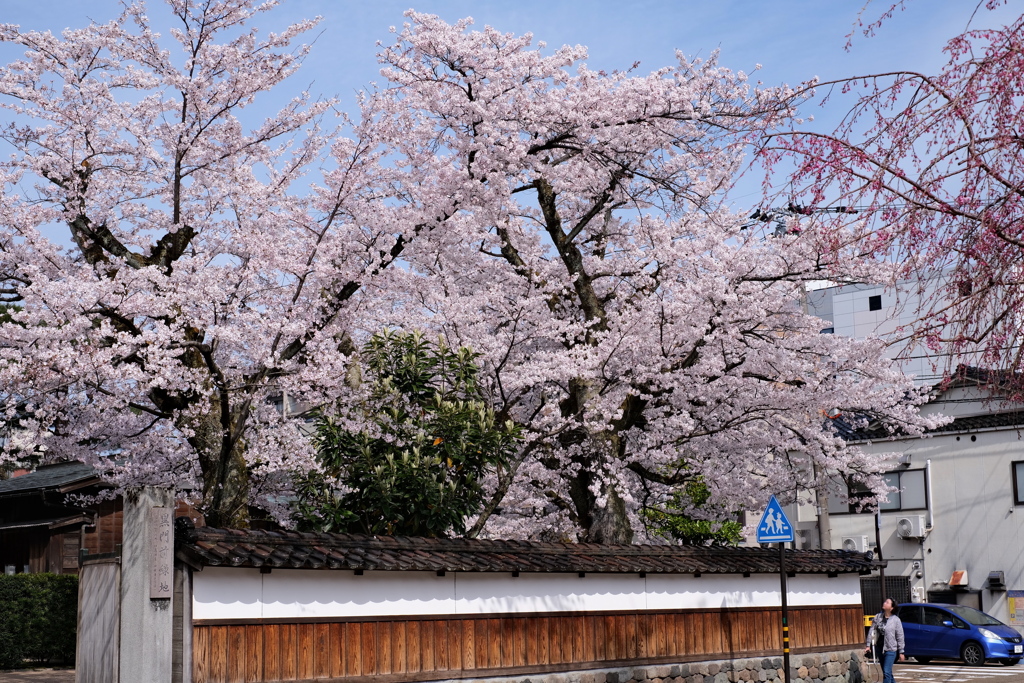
[757,495,795,683]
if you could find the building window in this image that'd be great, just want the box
[868,295,882,311]
[829,469,927,514]
[1012,461,1024,505]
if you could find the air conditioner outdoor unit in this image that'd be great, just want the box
[841,535,870,553]
[896,515,927,538]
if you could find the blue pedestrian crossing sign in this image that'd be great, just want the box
[756,495,794,543]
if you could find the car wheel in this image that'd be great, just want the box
[915,657,932,664]
[961,641,986,667]
[1000,658,1021,666]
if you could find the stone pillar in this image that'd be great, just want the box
[118,486,174,683]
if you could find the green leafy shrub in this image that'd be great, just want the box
[642,480,744,545]
[294,330,521,537]
[0,573,78,668]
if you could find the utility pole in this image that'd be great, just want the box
[875,510,886,606]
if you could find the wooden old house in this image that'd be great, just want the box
[0,461,122,574]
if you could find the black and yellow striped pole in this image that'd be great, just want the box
[780,541,791,683]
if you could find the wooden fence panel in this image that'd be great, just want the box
[192,604,863,682]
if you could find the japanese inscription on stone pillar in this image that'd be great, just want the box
[149,507,173,599]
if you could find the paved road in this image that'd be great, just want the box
[870,662,1024,683]
[0,669,74,683]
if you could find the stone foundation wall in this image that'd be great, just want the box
[460,650,871,683]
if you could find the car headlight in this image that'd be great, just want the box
[979,628,1000,640]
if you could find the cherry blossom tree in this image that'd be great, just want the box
[765,3,1024,395]
[359,13,938,541]
[0,0,400,526]
[0,1,936,539]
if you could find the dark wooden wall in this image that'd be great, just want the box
[82,498,123,556]
[192,605,863,683]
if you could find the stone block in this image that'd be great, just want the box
[581,674,597,683]
[809,667,820,679]
[606,672,620,683]
[653,667,673,679]
[674,665,687,677]
[830,653,840,662]
[759,669,768,681]
[720,661,733,672]
[826,661,841,676]
[714,673,730,683]
[692,674,704,683]
[708,664,721,676]
[797,667,809,678]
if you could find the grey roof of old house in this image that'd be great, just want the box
[0,461,100,497]
[833,409,1024,442]
[177,525,876,575]
[831,365,1024,443]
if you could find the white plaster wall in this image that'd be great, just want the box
[192,568,860,621]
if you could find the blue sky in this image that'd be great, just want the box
[2,1,1019,209]
[7,2,1014,100]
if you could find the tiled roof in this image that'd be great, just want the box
[0,461,99,497]
[177,525,875,575]
[834,410,1024,442]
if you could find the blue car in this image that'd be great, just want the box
[895,603,1024,666]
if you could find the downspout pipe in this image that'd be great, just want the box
[925,459,934,530]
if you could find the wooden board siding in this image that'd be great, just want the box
[192,605,862,683]
[83,498,123,556]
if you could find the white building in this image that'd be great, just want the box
[805,276,984,387]
[822,371,1024,624]
[799,275,1024,624]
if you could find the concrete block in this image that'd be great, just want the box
[119,487,174,683]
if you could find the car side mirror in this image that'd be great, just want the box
[942,620,954,628]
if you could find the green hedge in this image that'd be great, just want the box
[0,573,78,668]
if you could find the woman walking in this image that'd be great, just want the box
[866,598,906,683]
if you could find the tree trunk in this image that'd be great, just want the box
[557,377,635,544]
[566,432,634,544]
[186,408,250,528]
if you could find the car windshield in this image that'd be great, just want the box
[945,605,1003,626]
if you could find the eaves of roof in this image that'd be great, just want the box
[177,525,875,576]
[836,409,1024,443]
[0,461,101,498]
